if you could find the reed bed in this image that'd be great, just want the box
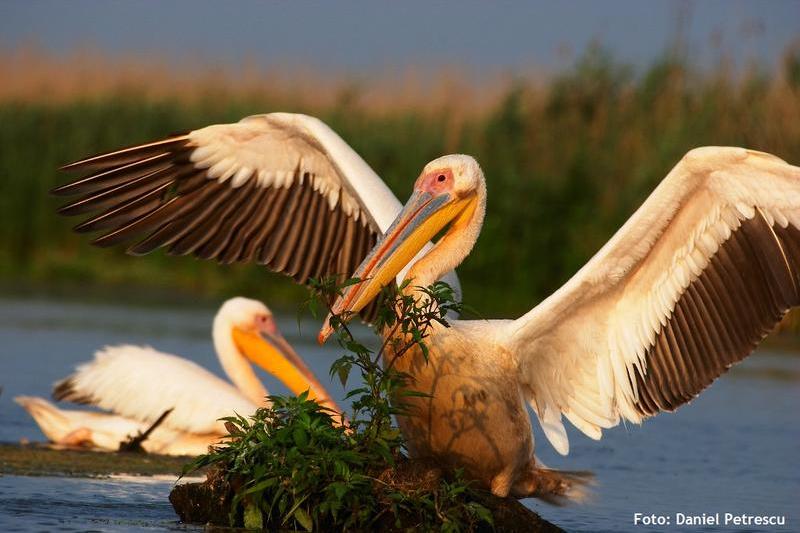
[2,46,800,317]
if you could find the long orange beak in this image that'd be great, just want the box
[232,323,343,414]
[318,188,475,343]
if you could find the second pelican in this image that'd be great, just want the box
[18,297,341,455]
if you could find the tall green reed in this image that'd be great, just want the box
[2,47,799,315]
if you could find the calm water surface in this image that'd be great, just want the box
[0,297,798,532]
[0,475,193,532]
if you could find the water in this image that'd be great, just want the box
[1,297,798,532]
[0,475,192,532]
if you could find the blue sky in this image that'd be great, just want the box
[1,1,798,75]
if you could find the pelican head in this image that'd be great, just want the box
[319,155,485,342]
[215,297,339,411]
[218,296,276,334]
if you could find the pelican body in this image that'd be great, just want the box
[14,396,219,455]
[320,149,800,498]
[18,297,341,455]
[52,112,800,499]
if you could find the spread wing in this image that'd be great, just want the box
[53,344,258,434]
[53,113,396,287]
[53,112,460,313]
[507,147,800,454]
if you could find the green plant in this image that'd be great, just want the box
[183,278,493,531]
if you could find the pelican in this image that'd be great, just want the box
[14,396,219,455]
[16,297,341,455]
[53,113,800,499]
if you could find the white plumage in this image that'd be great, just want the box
[53,112,800,499]
[14,396,214,455]
[18,297,334,455]
[187,114,397,224]
[319,148,800,498]
[59,344,258,435]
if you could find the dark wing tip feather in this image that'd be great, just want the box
[52,377,93,404]
[634,211,800,418]
[54,131,383,308]
[51,180,82,196]
[57,134,191,173]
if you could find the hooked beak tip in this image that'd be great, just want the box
[318,324,333,345]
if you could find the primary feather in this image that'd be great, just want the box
[509,147,800,453]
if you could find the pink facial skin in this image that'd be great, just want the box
[255,314,279,335]
[416,168,455,195]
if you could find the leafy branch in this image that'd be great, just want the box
[182,277,490,532]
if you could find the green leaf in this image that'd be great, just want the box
[419,341,429,360]
[344,387,369,399]
[242,477,278,496]
[243,501,263,530]
[340,276,363,289]
[336,362,351,387]
[282,494,310,525]
[329,481,348,500]
[468,502,494,525]
[294,507,313,531]
[293,427,309,447]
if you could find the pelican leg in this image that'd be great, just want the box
[510,459,593,504]
[489,463,517,497]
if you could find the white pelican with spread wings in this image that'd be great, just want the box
[53,113,800,499]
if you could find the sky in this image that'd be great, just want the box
[1,1,798,76]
